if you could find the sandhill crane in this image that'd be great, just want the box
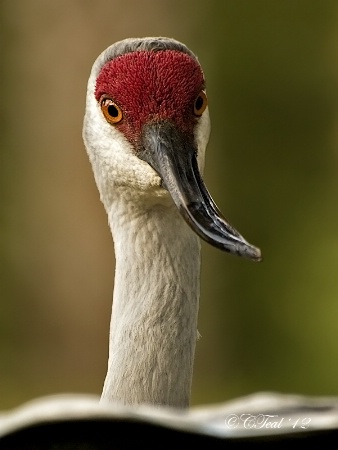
[83,37,261,409]
[2,37,338,448]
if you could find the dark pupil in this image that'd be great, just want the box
[108,103,119,117]
[195,95,204,110]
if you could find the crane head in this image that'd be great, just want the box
[83,37,261,261]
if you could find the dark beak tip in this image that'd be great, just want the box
[233,241,262,262]
[245,244,262,262]
[254,252,263,263]
[249,246,263,262]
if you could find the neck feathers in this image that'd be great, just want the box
[102,195,200,407]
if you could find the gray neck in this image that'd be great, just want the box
[101,195,200,408]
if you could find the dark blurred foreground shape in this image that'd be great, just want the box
[1,392,338,449]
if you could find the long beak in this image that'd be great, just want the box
[140,121,262,261]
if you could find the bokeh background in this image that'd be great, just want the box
[1,0,338,410]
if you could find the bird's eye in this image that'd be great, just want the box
[100,97,123,124]
[193,91,208,116]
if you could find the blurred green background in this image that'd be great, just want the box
[1,0,338,410]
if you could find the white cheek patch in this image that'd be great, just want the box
[194,108,211,174]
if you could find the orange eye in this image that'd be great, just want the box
[193,90,208,116]
[100,96,123,124]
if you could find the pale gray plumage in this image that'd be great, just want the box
[83,37,261,408]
